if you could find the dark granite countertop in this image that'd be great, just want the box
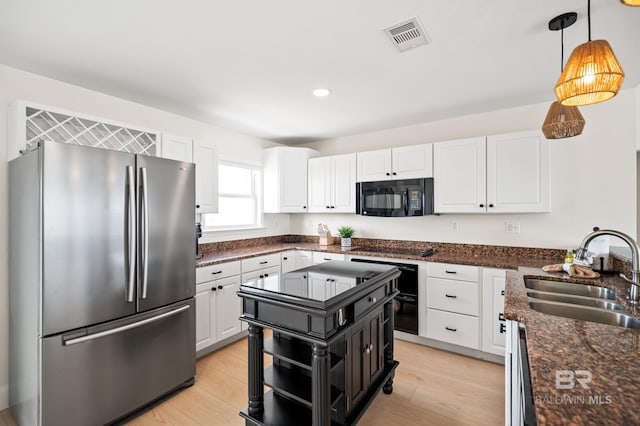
[196,242,559,270]
[504,268,640,425]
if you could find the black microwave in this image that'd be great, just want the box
[356,178,434,217]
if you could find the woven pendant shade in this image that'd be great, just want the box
[554,39,625,106]
[541,101,585,139]
[620,0,640,6]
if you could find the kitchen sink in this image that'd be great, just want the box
[528,300,640,329]
[526,291,624,310]
[524,278,617,300]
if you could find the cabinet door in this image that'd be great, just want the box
[348,317,368,410]
[280,149,310,212]
[433,137,486,213]
[487,131,549,213]
[195,284,215,352]
[307,157,331,213]
[161,133,193,162]
[308,273,335,301]
[281,250,298,273]
[356,149,392,182]
[366,311,384,386]
[295,250,313,270]
[392,144,433,179]
[331,153,357,213]
[482,268,507,356]
[193,139,218,214]
[215,275,242,341]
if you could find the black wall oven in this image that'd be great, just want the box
[356,178,433,217]
[350,258,418,335]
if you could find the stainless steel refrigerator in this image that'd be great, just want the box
[9,141,196,426]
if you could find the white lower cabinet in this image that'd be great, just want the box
[281,250,313,273]
[426,309,480,349]
[195,261,242,353]
[426,263,481,350]
[241,254,282,331]
[312,251,346,264]
[482,268,507,356]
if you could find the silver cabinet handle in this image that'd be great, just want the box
[125,166,136,303]
[64,305,190,346]
[140,167,149,299]
[364,345,371,354]
[369,296,377,303]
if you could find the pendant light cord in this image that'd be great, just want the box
[561,27,564,72]
[588,0,592,41]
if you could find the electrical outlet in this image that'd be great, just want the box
[505,221,520,234]
[450,220,460,231]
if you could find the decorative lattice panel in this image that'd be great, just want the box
[24,107,158,156]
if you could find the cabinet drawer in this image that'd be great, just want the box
[242,253,281,273]
[196,261,241,283]
[427,309,480,349]
[242,266,280,284]
[312,251,346,264]
[427,262,479,282]
[427,278,479,316]
[354,285,387,320]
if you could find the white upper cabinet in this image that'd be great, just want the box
[161,133,218,214]
[433,137,487,213]
[161,133,193,162]
[308,153,357,213]
[486,131,549,213]
[263,147,317,213]
[392,144,434,180]
[356,144,433,182]
[356,149,392,182]
[433,131,549,214]
[193,139,219,214]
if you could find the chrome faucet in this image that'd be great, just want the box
[575,227,640,303]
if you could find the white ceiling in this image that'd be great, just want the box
[1,1,639,143]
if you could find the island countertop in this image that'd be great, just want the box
[504,267,640,425]
[239,260,400,312]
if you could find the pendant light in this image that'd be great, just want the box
[554,0,624,106]
[542,12,585,139]
[620,0,640,6]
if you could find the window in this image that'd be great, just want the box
[201,161,262,231]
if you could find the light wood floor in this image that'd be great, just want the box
[1,337,504,426]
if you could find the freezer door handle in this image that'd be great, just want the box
[140,167,149,299]
[63,305,191,346]
[125,166,136,303]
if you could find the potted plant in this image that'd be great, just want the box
[337,226,355,248]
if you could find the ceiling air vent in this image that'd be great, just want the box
[384,17,431,52]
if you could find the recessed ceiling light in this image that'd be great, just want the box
[313,88,331,97]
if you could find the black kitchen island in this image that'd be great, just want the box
[238,260,401,426]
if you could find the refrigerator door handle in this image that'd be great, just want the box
[140,167,149,299]
[126,166,136,303]
[63,305,190,346]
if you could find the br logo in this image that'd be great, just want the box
[555,370,592,390]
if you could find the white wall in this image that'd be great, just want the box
[0,64,286,410]
[293,90,638,250]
